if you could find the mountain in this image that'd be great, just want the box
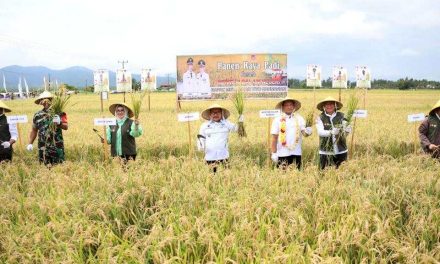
[0,65,176,90]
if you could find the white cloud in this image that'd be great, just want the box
[399,48,420,57]
[0,0,439,79]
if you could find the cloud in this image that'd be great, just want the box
[399,48,420,57]
[0,0,439,80]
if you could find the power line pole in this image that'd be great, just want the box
[118,60,128,69]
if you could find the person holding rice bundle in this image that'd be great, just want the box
[0,101,18,162]
[197,104,237,173]
[316,96,352,170]
[27,91,68,165]
[271,97,312,170]
[419,99,440,159]
[106,102,143,161]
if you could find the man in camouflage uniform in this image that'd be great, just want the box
[27,91,68,165]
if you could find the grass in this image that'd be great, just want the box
[0,89,439,262]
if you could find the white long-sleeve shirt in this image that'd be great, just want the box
[316,112,347,155]
[8,123,18,141]
[1,114,18,141]
[198,119,237,161]
[271,113,306,157]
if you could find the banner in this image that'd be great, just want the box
[259,110,281,118]
[177,112,200,122]
[141,68,157,91]
[407,113,425,122]
[7,115,28,124]
[353,110,368,118]
[306,65,322,87]
[356,66,371,88]
[93,69,110,93]
[176,53,288,101]
[116,69,132,92]
[332,66,348,89]
[94,118,117,126]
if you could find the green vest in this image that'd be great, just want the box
[0,115,12,156]
[110,119,136,156]
[319,112,347,152]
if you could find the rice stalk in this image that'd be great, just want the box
[50,84,72,115]
[345,91,360,125]
[131,91,147,120]
[305,110,314,127]
[230,87,246,137]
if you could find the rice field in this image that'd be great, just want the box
[0,89,439,263]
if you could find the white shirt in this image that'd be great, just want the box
[316,112,348,155]
[198,119,236,161]
[271,113,306,157]
[196,72,211,97]
[0,114,18,141]
[8,123,18,141]
[181,70,196,94]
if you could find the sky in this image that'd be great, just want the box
[0,0,439,80]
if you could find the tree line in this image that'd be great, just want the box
[288,77,440,90]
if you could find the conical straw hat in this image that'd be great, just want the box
[109,102,134,118]
[429,99,440,115]
[275,97,301,111]
[201,104,230,120]
[0,100,11,113]
[316,96,343,111]
[34,91,54,105]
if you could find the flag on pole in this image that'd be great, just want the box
[43,76,47,91]
[24,77,30,98]
[18,77,23,98]
[2,74,6,93]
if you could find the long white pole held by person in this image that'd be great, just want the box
[7,115,28,150]
[100,91,109,160]
[408,113,425,154]
[260,109,280,167]
[350,110,368,157]
[178,112,200,158]
[93,114,116,161]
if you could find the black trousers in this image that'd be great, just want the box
[319,153,347,170]
[0,153,12,162]
[278,155,302,170]
[118,154,136,163]
[206,159,228,173]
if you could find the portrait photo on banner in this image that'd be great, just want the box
[176,54,288,101]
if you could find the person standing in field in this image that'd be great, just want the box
[106,103,143,162]
[270,97,312,170]
[197,104,237,173]
[0,101,18,162]
[315,96,352,170]
[419,99,440,159]
[27,91,68,165]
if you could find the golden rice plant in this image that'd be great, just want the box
[231,87,246,137]
[50,84,72,115]
[0,90,439,263]
[131,90,147,120]
[305,109,315,127]
[345,90,360,125]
